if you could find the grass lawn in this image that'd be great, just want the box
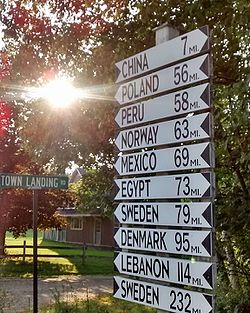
[25,294,156,313]
[0,230,114,277]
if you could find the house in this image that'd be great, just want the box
[43,207,114,249]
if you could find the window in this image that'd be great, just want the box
[70,217,83,230]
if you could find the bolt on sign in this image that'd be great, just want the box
[113,25,215,313]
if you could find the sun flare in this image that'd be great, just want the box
[38,77,80,108]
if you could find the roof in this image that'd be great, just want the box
[56,207,101,217]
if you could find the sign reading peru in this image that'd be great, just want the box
[115,26,209,83]
[115,54,210,105]
[115,113,211,152]
[115,83,210,128]
[113,276,213,313]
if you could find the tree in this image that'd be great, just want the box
[1,0,249,310]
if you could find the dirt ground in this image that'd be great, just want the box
[0,275,113,313]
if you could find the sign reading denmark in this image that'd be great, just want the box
[115,142,213,176]
[115,83,210,128]
[114,227,212,257]
[115,26,209,83]
[114,172,213,200]
[115,54,210,105]
[114,201,213,228]
[114,252,214,289]
[115,113,211,152]
[0,173,69,189]
[113,276,213,313]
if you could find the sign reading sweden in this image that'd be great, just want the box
[0,173,69,189]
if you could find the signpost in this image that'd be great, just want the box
[114,252,214,289]
[113,24,215,313]
[114,276,213,313]
[115,83,210,128]
[114,227,212,257]
[115,112,212,152]
[114,172,214,200]
[0,172,69,313]
[115,142,213,175]
[115,26,210,83]
[115,54,210,105]
[114,201,213,228]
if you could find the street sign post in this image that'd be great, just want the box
[0,172,69,313]
[113,24,215,313]
[0,173,69,189]
[115,54,210,105]
[115,142,213,176]
[114,227,212,257]
[114,252,214,289]
[114,201,213,228]
[115,26,209,83]
[115,112,212,152]
[115,83,210,128]
[114,276,213,313]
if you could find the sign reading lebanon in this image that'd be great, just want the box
[114,227,212,257]
[115,54,210,105]
[115,112,211,152]
[115,83,210,128]
[0,173,69,189]
[114,172,213,200]
[114,201,213,228]
[113,276,213,313]
[115,26,209,83]
[115,142,213,176]
[114,252,214,289]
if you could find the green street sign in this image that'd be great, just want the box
[0,173,69,189]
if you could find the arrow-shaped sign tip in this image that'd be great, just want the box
[202,232,212,256]
[115,65,121,83]
[201,143,211,166]
[113,277,119,295]
[203,265,214,289]
[200,84,210,106]
[200,55,209,76]
[202,203,212,227]
[201,114,211,136]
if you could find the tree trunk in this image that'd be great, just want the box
[0,224,6,256]
[222,231,240,289]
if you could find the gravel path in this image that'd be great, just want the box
[0,276,113,313]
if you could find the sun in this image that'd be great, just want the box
[38,77,80,108]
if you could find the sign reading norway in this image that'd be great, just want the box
[0,173,69,189]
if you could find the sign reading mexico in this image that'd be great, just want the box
[0,173,69,189]
[115,26,209,83]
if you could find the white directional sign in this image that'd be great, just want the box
[115,112,211,152]
[115,54,210,105]
[115,142,213,176]
[115,26,209,83]
[113,276,213,313]
[115,83,210,127]
[114,227,212,257]
[114,172,214,200]
[114,201,213,228]
[114,252,214,289]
